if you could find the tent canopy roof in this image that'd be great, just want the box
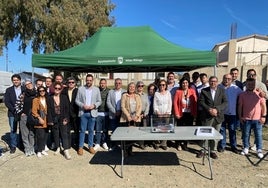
[32,26,216,73]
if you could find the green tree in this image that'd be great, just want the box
[0,0,115,55]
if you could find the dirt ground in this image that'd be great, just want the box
[0,103,268,188]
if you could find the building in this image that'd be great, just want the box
[189,34,268,83]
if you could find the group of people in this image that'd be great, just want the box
[4,74,78,159]
[2,67,267,160]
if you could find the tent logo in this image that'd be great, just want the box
[117,56,123,64]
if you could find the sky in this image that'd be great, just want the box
[0,0,268,74]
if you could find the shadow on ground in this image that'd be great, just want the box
[89,150,180,166]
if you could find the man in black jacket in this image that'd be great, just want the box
[4,74,25,153]
[61,77,79,149]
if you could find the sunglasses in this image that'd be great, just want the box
[54,87,62,90]
[138,85,144,87]
[159,84,166,86]
[68,81,75,84]
[39,90,45,92]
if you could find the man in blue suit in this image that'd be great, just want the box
[4,74,25,153]
[75,74,102,155]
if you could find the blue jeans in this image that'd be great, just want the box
[95,115,108,145]
[79,112,96,148]
[8,116,19,148]
[242,120,262,150]
[219,115,237,149]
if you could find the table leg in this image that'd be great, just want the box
[207,145,213,180]
[120,141,125,178]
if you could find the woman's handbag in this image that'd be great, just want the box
[27,109,45,126]
[27,112,39,126]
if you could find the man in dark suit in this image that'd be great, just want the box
[45,77,55,96]
[197,76,228,159]
[4,74,25,153]
[62,77,79,149]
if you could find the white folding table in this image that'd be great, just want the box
[111,126,223,180]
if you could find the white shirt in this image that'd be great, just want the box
[210,88,216,101]
[153,90,172,115]
[115,89,122,111]
[86,87,93,105]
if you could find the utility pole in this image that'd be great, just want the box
[5,48,8,72]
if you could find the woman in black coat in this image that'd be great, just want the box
[47,82,70,160]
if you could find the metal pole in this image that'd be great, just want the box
[32,67,35,83]
[5,48,8,72]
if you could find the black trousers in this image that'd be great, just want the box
[68,116,80,148]
[35,128,48,152]
[51,116,69,150]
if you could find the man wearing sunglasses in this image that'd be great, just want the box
[244,69,268,99]
[62,77,79,150]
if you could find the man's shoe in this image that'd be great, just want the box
[241,148,249,155]
[140,144,145,150]
[89,147,96,154]
[153,144,159,150]
[93,144,100,151]
[231,147,239,154]
[10,147,16,154]
[0,152,4,158]
[257,149,264,159]
[181,145,188,151]
[41,150,48,156]
[44,145,50,152]
[64,149,71,160]
[217,148,225,153]
[37,152,42,158]
[210,152,218,159]
[77,148,83,156]
[196,150,205,158]
[102,143,109,150]
[54,148,60,155]
[161,146,168,150]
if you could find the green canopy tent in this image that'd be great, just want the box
[32,26,216,73]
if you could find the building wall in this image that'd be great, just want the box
[213,35,268,83]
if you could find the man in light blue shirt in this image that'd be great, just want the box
[218,74,242,153]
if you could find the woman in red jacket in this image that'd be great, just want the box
[173,76,197,151]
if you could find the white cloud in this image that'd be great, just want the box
[224,4,258,33]
[160,19,177,30]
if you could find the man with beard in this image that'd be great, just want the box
[238,78,266,159]
[93,79,110,151]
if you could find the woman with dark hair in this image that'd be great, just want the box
[47,82,71,160]
[173,77,197,150]
[153,79,172,150]
[147,83,158,117]
[32,85,48,158]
